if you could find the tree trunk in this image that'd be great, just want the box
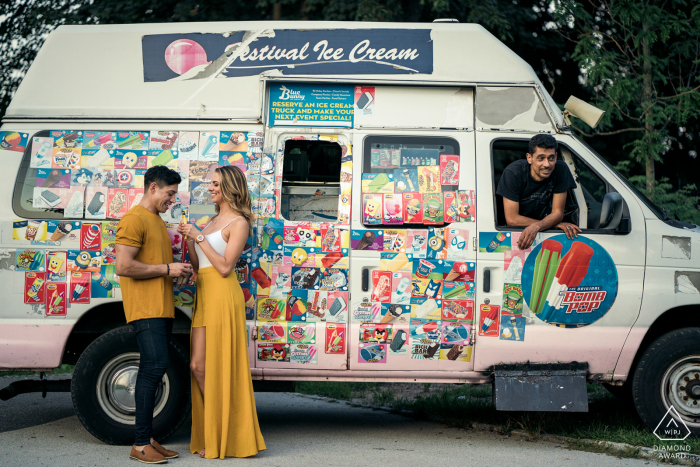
[642,21,655,194]
[273,3,281,20]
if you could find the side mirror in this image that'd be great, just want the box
[599,193,623,230]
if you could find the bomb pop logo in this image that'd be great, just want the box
[522,235,618,327]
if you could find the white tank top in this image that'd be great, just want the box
[194,216,241,270]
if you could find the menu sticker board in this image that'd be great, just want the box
[268,83,354,128]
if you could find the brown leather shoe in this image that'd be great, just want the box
[129,445,167,464]
[151,440,179,459]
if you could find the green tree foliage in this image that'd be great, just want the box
[552,0,700,222]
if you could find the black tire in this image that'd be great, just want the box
[632,327,700,436]
[71,325,191,445]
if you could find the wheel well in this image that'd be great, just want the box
[62,303,192,365]
[625,304,700,382]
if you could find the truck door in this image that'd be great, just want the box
[472,86,646,379]
[348,86,477,372]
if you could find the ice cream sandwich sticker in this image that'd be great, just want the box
[46,251,67,282]
[410,298,442,320]
[178,131,200,160]
[350,230,383,251]
[257,343,290,362]
[24,272,46,305]
[358,343,387,363]
[409,318,441,360]
[354,86,375,115]
[257,297,286,321]
[69,271,91,303]
[324,291,349,323]
[479,232,511,253]
[290,344,318,364]
[499,315,525,341]
[51,131,82,149]
[16,249,45,272]
[45,282,67,317]
[290,267,320,290]
[325,323,346,354]
[522,235,618,327]
[389,327,409,355]
[439,344,471,362]
[478,304,500,337]
[259,321,287,343]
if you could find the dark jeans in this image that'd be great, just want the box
[132,318,173,446]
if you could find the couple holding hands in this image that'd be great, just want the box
[115,165,265,463]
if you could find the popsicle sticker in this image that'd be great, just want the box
[522,235,618,327]
[479,232,511,253]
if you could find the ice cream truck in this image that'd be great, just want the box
[1,21,698,444]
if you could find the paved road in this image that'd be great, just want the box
[0,375,657,467]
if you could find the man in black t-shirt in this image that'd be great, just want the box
[496,134,580,250]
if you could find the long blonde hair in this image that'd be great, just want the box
[214,165,253,235]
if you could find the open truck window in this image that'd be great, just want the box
[491,139,629,231]
[280,139,343,222]
[361,135,460,227]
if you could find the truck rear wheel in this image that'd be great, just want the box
[71,325,191,445]
[632,327,700,436]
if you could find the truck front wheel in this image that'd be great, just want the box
[71,325,191,445]
[633,327,700,436]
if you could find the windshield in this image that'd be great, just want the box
[572,134,665,220]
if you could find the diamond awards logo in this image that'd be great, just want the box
[653,406,691,441]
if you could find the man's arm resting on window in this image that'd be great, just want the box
[503,193,572,249]
[115,244,192,279]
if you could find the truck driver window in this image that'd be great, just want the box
[492,139,578,228]
[361,136,459,227]
[280,139,342,222]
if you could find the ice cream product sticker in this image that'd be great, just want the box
[522,235,618,327]
[478,304,500,337]
[358,343,387,363]
[479,231,511,253]
[325,323,346,354]
[45,282,67,317]
[257,343,290,362]
[499,315,525,341]
[287,322,315,344]
[46,251,67,282]
[290,344,318,364]
[69,271,91,303]
[24,272,46,304]
[258,321,287,343]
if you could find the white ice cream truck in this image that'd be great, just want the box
[0,21,698,443]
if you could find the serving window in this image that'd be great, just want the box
[361,136,465,227]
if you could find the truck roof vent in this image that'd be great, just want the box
[433,18,459,23]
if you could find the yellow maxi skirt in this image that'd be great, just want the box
[190,267,266,459]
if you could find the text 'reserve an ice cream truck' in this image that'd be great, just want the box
[0,22,698,444]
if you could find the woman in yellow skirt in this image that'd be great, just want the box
[178,166,266,459]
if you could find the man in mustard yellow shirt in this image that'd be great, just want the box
[116,166,191,464]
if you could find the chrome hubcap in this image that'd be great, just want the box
[96,352,170,425]
[661,355,700,428]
